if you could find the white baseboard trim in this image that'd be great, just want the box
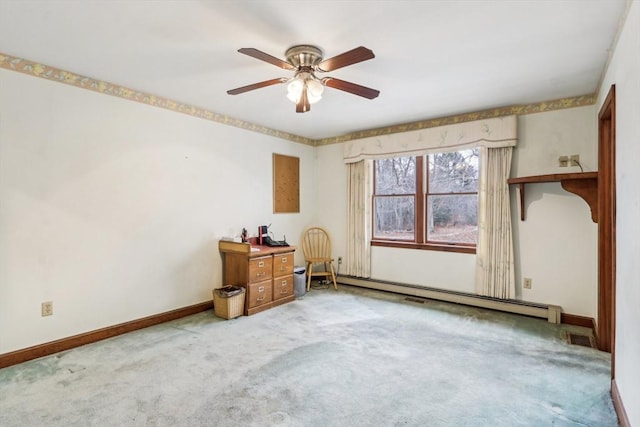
[337,276,562,323]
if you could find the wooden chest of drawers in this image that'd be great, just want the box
[219,241,296,316]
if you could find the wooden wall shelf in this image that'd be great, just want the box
[507,172,598,222]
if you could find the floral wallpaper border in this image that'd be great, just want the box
[1,52,595,147]
[317,94,596,146]
[0,52,313,146]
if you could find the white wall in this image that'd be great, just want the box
[314,143,348,274]
[317,106,598,316]
[598,2,640,425]
[0,70,315,354]
[512,107,598,316]
[371,247,476,293]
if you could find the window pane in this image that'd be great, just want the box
[374,196,415,240]
[426,194,477,244]
[375,157,416,195]
[428,148,479,193]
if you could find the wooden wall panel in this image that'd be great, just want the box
[273,153,300,213]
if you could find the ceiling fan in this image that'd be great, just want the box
[227,45,380,113]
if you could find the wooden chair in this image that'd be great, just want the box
[301,227,338,291]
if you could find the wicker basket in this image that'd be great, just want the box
[212,286,245,319]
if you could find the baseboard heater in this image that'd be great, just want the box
[337,276,562,323]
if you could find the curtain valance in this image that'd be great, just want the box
[343,115,517,163]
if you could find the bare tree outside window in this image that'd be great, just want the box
[427,149,479,244]
[373,149,479,249]
[374,157,416,240]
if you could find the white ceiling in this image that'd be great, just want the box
[0,0,628,140]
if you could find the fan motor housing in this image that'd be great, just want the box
[285,45,323,68]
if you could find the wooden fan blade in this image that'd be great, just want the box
[322,77,380,99]
[227,78,287,95]
[238,48,295,70]
[296,88,310,113]
[317,46,375,72]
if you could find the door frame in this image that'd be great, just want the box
[597,85,616,375]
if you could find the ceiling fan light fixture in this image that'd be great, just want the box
[286,72,324,105]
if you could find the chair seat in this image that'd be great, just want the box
[306,257,333,263]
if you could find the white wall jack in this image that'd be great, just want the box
[523,278,532,289]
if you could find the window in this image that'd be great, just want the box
[373,148,479,252]
[373,157,417,241]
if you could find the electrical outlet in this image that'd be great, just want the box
[41,301,53,317]
[523,278,532,289]
[558,156,569,167]
[338,256,343,265]
[570,154,580,167]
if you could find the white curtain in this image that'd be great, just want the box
[346,160,372,277]
[475,146,515,299]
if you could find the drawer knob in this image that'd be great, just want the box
[257,296,265,301]
[281,258,288,263]
[256,272,266,277]
[258,286,265,292]
[281,280,288,286]
[258,261,265,267]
